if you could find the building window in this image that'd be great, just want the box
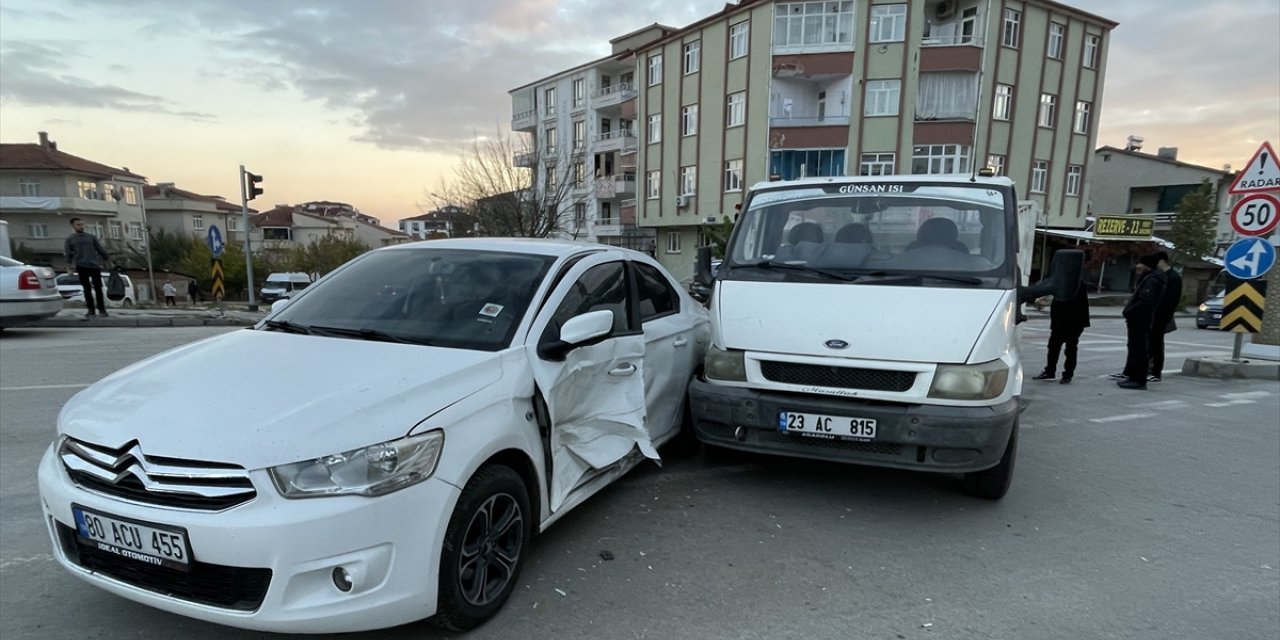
[727,92,746,127]
[192,214,204,230]
[263,228,290,241]
[773,1,855,50]
[574,161,586,187]
[916,72,977,120]
[683,40,701,75]
[87,222,104,238]
[647,171,661,199]
[123,185,138,205]
[769,149,845,180]
[573,120,586,150]
[1031,160,1048,193]
[680,166,697,195]
[546,166,558,192]
[993,84,1013,121]
[129,222,143,240]
[572,78,585,108]
[77,180,99,199]
[1074,100,1092,134]
[858,152,895,176]
[682,105,699,136]
[1083,35,1100,69]
[1038,93,1057,128]
[647,115,662,143]
[1066,165,1082,196]
[545,87,556,116]
[666,231,681,254]
[229,217,240,231]
[18,178,40,197]
[911,145,971,175]
[869,4,906,43]
[864,79,901,116]
[574,203,587,227]
[1047,22,1065,59]
[724,159,743,192]
[28,223,48,239]
[600,202,614,225]
[545,126,557,154]
[1002,8,1021,48]
[107,220,123,239]
[648,54,663,86]
[986,154,1006,176]
[729,21,749,59]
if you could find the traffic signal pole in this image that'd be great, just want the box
[239,165,259,311]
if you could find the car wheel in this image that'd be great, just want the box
[122,299,133,308]
[433,465,531,632]
[962,421,1018,500]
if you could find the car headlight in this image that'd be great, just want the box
[704,345,747,381]
[929,359,1010,400]
[269,431,444,498]
[1198,303,1208,312]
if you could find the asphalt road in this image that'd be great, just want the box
[1,322,1276,640]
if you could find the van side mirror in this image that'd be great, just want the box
[695,246,714,288]
[538,309,614,361]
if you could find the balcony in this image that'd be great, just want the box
[592,83,636,110]
[511,109,537,132]
[619,151,637,170]
[593,174,636,199]
[513,151,536,168]
[592,130,637,153]
[0,196,119,215]
[769,115,850,127]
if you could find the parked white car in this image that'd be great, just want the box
[0,256,63,328]
[38,238,709,633]
[56,273,136,307]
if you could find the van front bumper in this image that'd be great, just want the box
[689,379,1018,473]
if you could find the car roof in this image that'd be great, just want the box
[381,237,646,261]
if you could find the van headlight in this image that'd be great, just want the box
[269,431,444,498]
[928,360,1010,400]
[704,345,747,381]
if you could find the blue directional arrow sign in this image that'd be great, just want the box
[1224,236,1276,280]
[206,224,225,258]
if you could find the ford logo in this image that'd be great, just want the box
[824,339,849,350]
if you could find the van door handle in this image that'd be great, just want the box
[608,363,637,377]
[673,337,689,348]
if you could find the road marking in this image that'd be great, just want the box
[0,554,55,570]
[1089,413,1157,424]
[1137,400,1188,410]
[1223,391,1272,399]
[0,383,91,392]
[1206,399,1258,408]
[1082,346,1129,353]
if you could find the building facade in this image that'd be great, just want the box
[144,183,254,248]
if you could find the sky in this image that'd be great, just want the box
[1,0,1277,228]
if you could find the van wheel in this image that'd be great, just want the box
[122,299,133,308]
[962,422,1017,500]
[433,465,530,632]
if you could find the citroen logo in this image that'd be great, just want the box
[824,339,849,349]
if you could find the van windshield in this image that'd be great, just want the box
[726,182,1016,287]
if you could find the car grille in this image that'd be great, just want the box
[55,522,271,611]
[760,361,916,392]
[60,438,256,511]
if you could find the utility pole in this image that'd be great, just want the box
[239,165,263,311]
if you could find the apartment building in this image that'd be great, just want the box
[144,183,254,247]
[624,0,1115,280]
[401,205,470,239]
[0,132,148,266]
[509,25,675,251]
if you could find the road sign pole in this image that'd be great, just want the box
[239,165,258,312]
[1232,332,1245,362]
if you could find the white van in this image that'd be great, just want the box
[260,272,312,302]
[690,174,1078,499]
[56,273,136,307]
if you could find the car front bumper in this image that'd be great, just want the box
[37,444,460,634]
[689,379,1018,473]
[1196,309,1222,329]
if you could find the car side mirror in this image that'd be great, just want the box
[539,309,614,361]
[270,298,292,314]
[694,246,714,288]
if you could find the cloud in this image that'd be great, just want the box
[0,40,217,121]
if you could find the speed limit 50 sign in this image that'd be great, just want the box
[1231,193,1280,237]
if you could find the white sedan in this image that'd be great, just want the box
[37,238,709,633]
[0,256,63,328]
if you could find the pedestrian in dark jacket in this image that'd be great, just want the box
[63,217,111,318]
[1032,278,1091,384]
[1147,251,1183,381]
[1115,253,1166,389]
[187,279,200,306]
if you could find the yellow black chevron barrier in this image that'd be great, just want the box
[211,259,225,302]
[1222,279,1266,333]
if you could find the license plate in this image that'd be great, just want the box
[72,505,191,571]
[779,411,877,441]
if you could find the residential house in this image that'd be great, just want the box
[400,205,473,239]
[250,205,408,253]
[144,183,256,247]
[297,200,382,226]
[0,132,148,266]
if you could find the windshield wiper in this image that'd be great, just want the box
[306,325,423,345]
[262,319,311,334]
[859,271,983,285]
[735,260,857,282]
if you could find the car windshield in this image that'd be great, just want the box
[727,182,1015,288]
[56,275,79,285]
[268,248,555,351]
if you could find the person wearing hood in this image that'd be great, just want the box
[1031,276,1091,384]
[1147,251,1183,382]
[1113,253,1167,390]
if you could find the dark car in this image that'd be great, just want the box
[1196,290,1224,329]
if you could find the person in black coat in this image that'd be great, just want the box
[1032,277,1091,384]
[1115,253,1167,389]
[1147,251,1183,381]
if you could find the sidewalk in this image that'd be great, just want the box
[37,304,266,328]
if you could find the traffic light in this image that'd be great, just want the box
[245,171,264,201]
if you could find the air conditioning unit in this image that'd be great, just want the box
[84,189,100,200]
[702,215,718,224]
[675,195,689,208]
[933,0,956,21]
[111,187,124,201]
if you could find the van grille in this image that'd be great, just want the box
[760,361,915,392]
[60,438,256,511]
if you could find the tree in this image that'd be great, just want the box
[1165,178,1218,263]
[281,235,369,274]
[700,216,735,259]
[430,127,587,238]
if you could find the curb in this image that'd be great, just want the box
[1181,357,1280,381]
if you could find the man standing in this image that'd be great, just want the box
[1148,251,1183,382]
[63,217,111,318]
[1115,253,1167,390]
[1031,278,1091,384]
[187,279,200,306]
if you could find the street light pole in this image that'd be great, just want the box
[136,180,157,303]
[239,165,258,311]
